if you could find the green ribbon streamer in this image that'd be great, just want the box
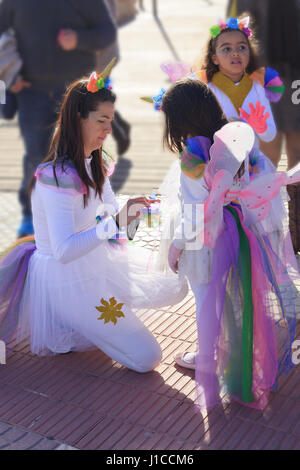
[225,206,254,403]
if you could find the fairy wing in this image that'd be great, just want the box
[160,62,192,82]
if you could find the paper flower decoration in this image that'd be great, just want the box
[86,58,116,93]
[152,88,166,110]
[210,16,252,39]
[95,296,125,325]
[210,24,222,38]
[140,88,166,111]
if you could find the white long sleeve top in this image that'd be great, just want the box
[31,156,119,264]
[208,81,277,142]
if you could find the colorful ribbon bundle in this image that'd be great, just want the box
[180,136,211,180]
[263,67,285,103]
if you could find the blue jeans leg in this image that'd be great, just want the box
[16,87,64,216]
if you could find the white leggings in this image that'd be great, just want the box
[189,280,218,368]
[76,311,162,374]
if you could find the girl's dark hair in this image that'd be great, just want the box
[162,78,228,153]
[199,15,260,82]
[30,78,116,206]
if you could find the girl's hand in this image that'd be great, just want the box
[57,29,78,51]
[239,101,270,134]
[168,243,183,274]
[115,196,159,228]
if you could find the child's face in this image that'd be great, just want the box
[212,30,250,81]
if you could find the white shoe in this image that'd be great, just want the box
[174,351,196,370]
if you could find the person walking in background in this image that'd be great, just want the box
[0,0,116,237]
[226,0,300,253]
[98,0,131,157]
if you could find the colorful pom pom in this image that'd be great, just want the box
[87,72,99,93]
[210,16,252,39]
[227,17,239,30]
[243,27,252,38]
[152,88,166,111]
[210,25,221,38]
[87,72,112,93]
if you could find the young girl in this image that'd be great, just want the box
[159,16,287,261]
[161,15,284,164]
[197,16,279,143]
[160,78,299,410]
[0,67,188,372]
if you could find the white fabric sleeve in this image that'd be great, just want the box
[102,177,119,213]
[173,173,208,250]
[255,84,277,143]
[38,183,118,264]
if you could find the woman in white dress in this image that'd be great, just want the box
[0,71,188,372]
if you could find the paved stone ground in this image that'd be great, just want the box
[0,0,299,451]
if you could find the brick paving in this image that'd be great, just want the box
[0,0,299,451]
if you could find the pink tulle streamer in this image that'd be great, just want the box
[160,62,191,82]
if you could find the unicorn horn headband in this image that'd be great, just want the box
[87,57,116,93]
[141,88,166,111]
[210,16,252,39]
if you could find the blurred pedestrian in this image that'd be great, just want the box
[0,0,116,237]
[226,0,300,252]
[226,0,300,169]
[98,0,131,157]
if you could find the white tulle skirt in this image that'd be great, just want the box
[18,240,188,356]
[156,158,291,285]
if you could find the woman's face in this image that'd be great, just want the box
[81,101,115,157]
[212,30,250,81]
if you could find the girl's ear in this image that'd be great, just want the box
[212,54,219,66]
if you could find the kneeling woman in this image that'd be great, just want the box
[0,70,187,372]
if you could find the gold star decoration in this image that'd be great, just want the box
[95,297,125,325]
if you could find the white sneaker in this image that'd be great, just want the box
[174,351,196,370]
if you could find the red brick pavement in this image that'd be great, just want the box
[0,294,299,450]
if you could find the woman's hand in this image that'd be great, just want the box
[57,29,78,51]
[239,101,270,134]
[115,196,160,228]
[168,243,183,274]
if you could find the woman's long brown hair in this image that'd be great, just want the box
[31,78,116,207]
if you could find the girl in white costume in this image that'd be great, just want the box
[196,16,278,144]
[160,78,299,409]
[0,69,188,372]
[158,16,285,258]
[156,17,289,366]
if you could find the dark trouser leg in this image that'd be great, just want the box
[17,88,64,217]
[112,110,131,156]
[285,132,300,253]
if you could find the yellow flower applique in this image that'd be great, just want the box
[95,297,125,325]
